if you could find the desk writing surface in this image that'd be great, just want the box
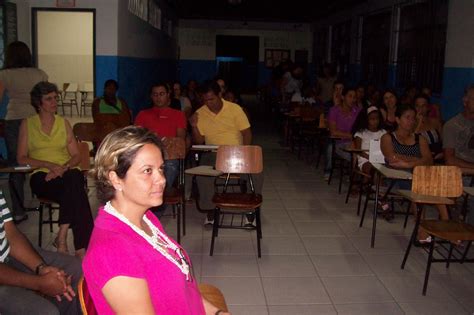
[191,145,219,151]
[371,163,412,180]
[185,165,223,177]
[464,186,474,196]
[0,166,37,173]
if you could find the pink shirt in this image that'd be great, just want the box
[83,207,205,315]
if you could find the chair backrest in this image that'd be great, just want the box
[215,145,263,174]
[411,165,463,198]
[65,83,78,92]
[78,141,91,171]
[198,284,229,312]
[78,276,98,315]
[84,82,94,92]
[73,122,101,142]
[161,137,186,160]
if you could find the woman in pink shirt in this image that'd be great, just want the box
[83,126,229,314]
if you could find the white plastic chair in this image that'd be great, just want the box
[62,83,80,117]
[80,82,94,116]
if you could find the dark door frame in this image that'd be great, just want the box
[31,7,96,92]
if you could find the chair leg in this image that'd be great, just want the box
[356,181,364,216]
[359,187,370,227]
[210,208,220,256]
[403,201,411,228]
[422,236,436,295]
[345,172,355,203]
[48,205,54,232]
[328,161,334,185]
[255,208,262,258]
[38,204,44,247]
[182,202,186,236]
[176,204,181,244]
[446,243,453,268]
[401,204,422,269]
[338,160,344,194]
[256,208,262,239]
[460,241,472,262]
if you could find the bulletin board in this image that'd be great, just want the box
[264,49,290,68]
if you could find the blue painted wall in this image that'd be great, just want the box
[95,55,119,96]
[118,56,177,118]
[96,55,178,118]
[435,67,474,120]
[178,60,216,85]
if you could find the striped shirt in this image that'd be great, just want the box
[0,190,12,262]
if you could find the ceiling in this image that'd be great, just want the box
[169,0,365,23]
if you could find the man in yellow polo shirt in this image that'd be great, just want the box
[189,80,259,224]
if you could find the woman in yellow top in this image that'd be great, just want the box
[17,82,94,258]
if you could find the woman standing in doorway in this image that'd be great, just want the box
[0,41,48,223]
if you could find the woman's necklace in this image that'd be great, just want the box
[103,201,191,281]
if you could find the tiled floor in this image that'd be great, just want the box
[6,113,474,315]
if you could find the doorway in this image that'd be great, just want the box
[215,35,259,93]
[32,9,95,109]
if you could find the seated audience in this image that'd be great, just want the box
[92,79,131,131]
[381,104,446,242]
[17,82,93,258]
[414,94,443,161]
[135,82,186,192]
[352,106,386,174]
[317,62,337,103]
[172,81,193,118]
[327,87,361,173]
[83,126,229,315]
[421,86,442,121]
[379,89,399,132]
[355,84,368,108]
[189,80,262,224]
[0,190,82,315]
[443,84,474,226]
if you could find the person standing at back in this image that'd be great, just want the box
[0,41,48,223]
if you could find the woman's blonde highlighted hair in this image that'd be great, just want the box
[91,126,163,204]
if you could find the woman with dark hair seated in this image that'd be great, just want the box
[17,82,94,258]
[381,104,447,244]
[83,126,229,314]
[414,94,443,161]
[92,79,131,131]
[379,89,399,132]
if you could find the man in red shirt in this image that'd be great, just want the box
[135,83,186,211]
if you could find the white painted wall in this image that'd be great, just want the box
[178,19,312,62]
[12,0,118,56]
[37,11,93,89]
[117,0,177,59]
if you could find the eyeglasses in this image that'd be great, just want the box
[152,92,167,97]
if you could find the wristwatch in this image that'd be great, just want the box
[35,262,47,275]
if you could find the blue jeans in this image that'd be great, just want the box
[164,159,179,189]
[4,119,25,218]
[153,159,179,217]
[0,246,82,315]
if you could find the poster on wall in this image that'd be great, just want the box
[56,0,75,8]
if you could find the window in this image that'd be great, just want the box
[148,1,161,30]
[313,27,328,75]
[396,0,448,93]
[360,11,391,87]
[128,0,148,21]
[331,20,351,79]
